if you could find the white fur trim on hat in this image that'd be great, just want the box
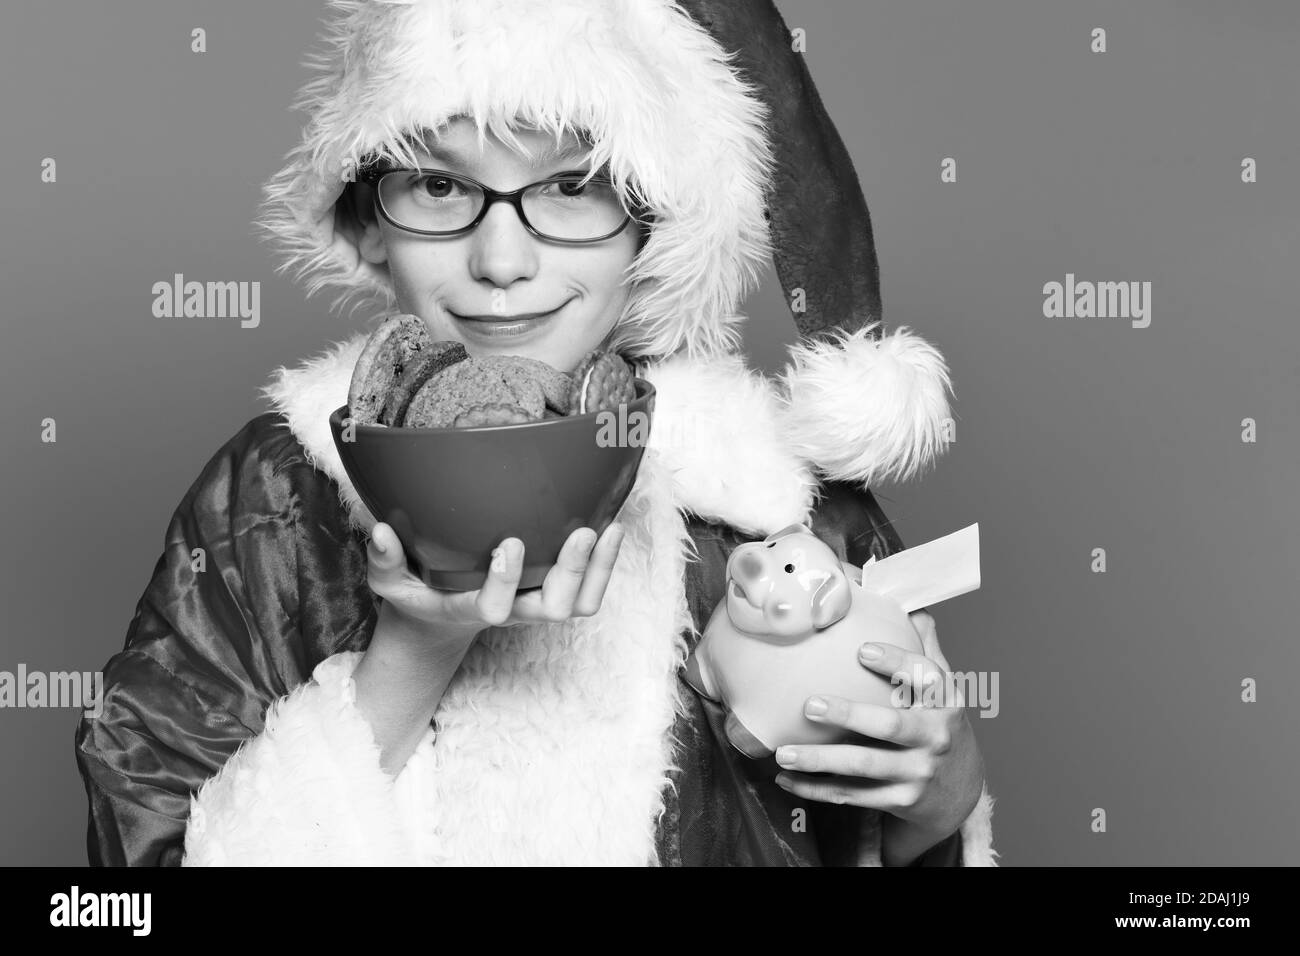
[777,322,955,489]
[254,0,776,361]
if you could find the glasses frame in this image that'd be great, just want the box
[357,162,640,244]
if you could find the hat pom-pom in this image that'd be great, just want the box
[777,322,954,489]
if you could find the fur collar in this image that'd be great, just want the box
[260,331,821,537]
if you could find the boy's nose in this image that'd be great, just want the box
[468,201,540,287]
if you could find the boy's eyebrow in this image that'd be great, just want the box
[532,139,594,165]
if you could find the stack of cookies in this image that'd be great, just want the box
[347,314,637,428]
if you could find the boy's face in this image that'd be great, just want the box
[356,117,640,374]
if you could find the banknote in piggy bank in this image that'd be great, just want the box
[683,522,980,759]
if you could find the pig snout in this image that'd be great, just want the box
[727,544,768,609]
[726,542,809,636]
[725,534,853,637]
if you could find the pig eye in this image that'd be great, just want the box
[766,542,776,549]
[784,563,795,573]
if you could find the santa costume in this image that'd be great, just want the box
[75,0,997,866]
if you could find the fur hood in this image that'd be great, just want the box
[250,0,955,487]
[254,0,778,360]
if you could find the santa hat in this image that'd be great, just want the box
[254,0,953,489]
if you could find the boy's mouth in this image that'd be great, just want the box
[448,301,569,340]
[455,310,554,322]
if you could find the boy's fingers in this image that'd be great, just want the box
[536,529,599,621]
[474,538,524,626]
[858,642,947,697]
[571,524,625,617]
[909,609,951,672]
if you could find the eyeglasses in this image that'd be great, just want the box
[357,163,640,243]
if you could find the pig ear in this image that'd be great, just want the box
[811,572,852,630]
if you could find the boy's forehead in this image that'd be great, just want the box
[409,121,593,167]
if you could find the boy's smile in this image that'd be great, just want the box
[356,117,640,374]
[447,292,575,343]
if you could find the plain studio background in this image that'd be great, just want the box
[1,0,1297,866]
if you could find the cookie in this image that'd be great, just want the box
[403,357,546,428]
[348,315,431,425]
[379,340,469,426]
[567,348,635,416]
[496,357,573,416]
[451,403,536,428]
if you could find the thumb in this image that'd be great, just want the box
[367,523,411,588]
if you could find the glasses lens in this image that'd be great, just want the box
[377,171,631,240]
[378,171,484,233]
[522,176,629,241]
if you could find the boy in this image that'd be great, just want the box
[76,0,995,866]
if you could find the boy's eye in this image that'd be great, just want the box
[540,176,609,199]
[417,174,471,200]
[555,179,588,198]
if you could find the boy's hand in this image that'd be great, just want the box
[771,610,985,856]
[366,521,626,637]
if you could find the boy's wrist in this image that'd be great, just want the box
[372,599,480,661]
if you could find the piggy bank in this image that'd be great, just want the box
[684,523,925,759]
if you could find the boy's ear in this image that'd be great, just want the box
[342,182,387,266]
